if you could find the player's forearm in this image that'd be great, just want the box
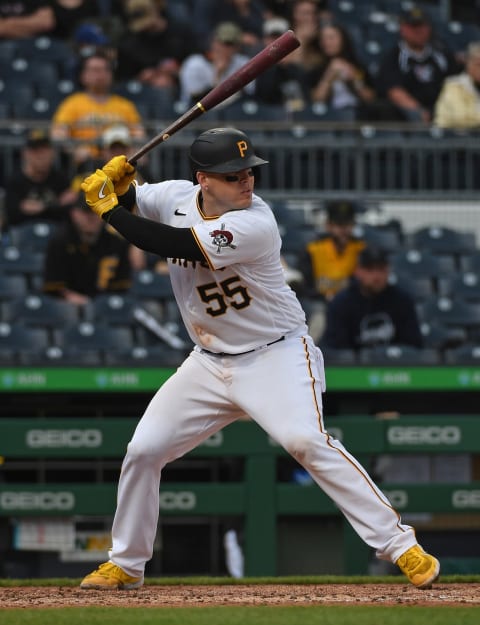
[105,206,205,261]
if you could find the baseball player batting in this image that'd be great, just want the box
[79,128,439,590]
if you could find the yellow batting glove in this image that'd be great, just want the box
[102,155,136,196]
[81,170,118,218]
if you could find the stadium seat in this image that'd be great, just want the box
[419,296,480,331]
[389,272,436,302]
[3,294,79,329]
[115,81,176,120]
[0,274,28,301]
[390,249,456,283]
[444,344,480,365]
[0,322,49,351]
[407,225,476,258]
[8,221,58,253]
[320,347,357,365]
[57,322,135,353]
[460,251,480,273]
[358,344,441,365]
[0,245,44,283]
[420,320,467,351]
[131,270,175,302]
[104,344,187,367]
[85,293,140,325]
[17,345,103,367]
[438,272,480,302]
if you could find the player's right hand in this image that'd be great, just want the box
[102,155,136,196]
[81,170,119,218]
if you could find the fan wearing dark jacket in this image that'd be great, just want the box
[321,246,423,350]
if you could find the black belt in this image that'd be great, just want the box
[201,336,285,357]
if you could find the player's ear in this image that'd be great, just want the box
[196,171,207,186]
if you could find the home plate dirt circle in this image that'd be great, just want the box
[1,584,480,608]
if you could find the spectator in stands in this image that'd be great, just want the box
[321,245,423,350]
[434,42,480,129]
[301,200,366,301]
[253,17,309,111]
[286,0,326,74]
[43,195,132,306]
[212,0,267,54]
[4,129,78,230]
[0,1,55,39]
[50,1,103,42]
[51,51,145,168]
[115,0,192,84]
[375,5,459,122]
[309,22,377,121]
[179,21,254,108]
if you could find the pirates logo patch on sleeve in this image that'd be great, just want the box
[209,223,237,253]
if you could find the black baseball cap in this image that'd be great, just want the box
[326,200,356,225]
[25,129,51,148]
[400,6,430,26]
[357,246,389,268]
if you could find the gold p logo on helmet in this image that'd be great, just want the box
[237,140,248,158]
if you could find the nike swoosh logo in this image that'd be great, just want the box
[175,209,186,216]
[98,179,109,199]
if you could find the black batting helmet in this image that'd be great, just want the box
[189,127,268,177]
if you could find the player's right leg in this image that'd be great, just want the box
[80,351,239,589]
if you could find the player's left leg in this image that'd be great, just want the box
[230,333,439,588]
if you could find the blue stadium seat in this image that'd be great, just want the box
[0,322,49,351]
[104,344,187,367]
[408,225,476,257]
[438,272,480,303]
[444,344,480,365]
[358,344,441,365]
[0,246,44,282]
[131,270,175,302]
[0,274,28,301]
[3,294,79,329]
[8,221,58,253]
[57,321,135,353]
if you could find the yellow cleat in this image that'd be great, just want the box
[80,561,143,590]
[396,545,440,589]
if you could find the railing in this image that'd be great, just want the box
[1,121,480,201]
[1,417,479,575]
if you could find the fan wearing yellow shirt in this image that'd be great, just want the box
[51,52,145,166]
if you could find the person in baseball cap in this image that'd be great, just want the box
[399,5,430,26]
[25,128,51,149]
[326,200,356,225]
[356,244,389,269]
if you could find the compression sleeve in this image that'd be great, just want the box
[117,184,137,211]
[105,206,206,261]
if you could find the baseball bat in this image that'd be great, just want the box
[128,29,300,164]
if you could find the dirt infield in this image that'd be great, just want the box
[1,584,479,608]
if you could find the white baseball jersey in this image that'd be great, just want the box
[136,179,308,354]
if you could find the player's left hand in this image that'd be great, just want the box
[102,155,136,196]
[81,170,119,218]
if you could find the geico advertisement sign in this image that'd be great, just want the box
[384,489,480,510]
[387,426,461,446]
[159,491,196,510]
[26,429,103,448]
[0,491,75,511]
[452,490,480,509]
[383,490,408,509]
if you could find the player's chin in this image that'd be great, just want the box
[237,193,253,208]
